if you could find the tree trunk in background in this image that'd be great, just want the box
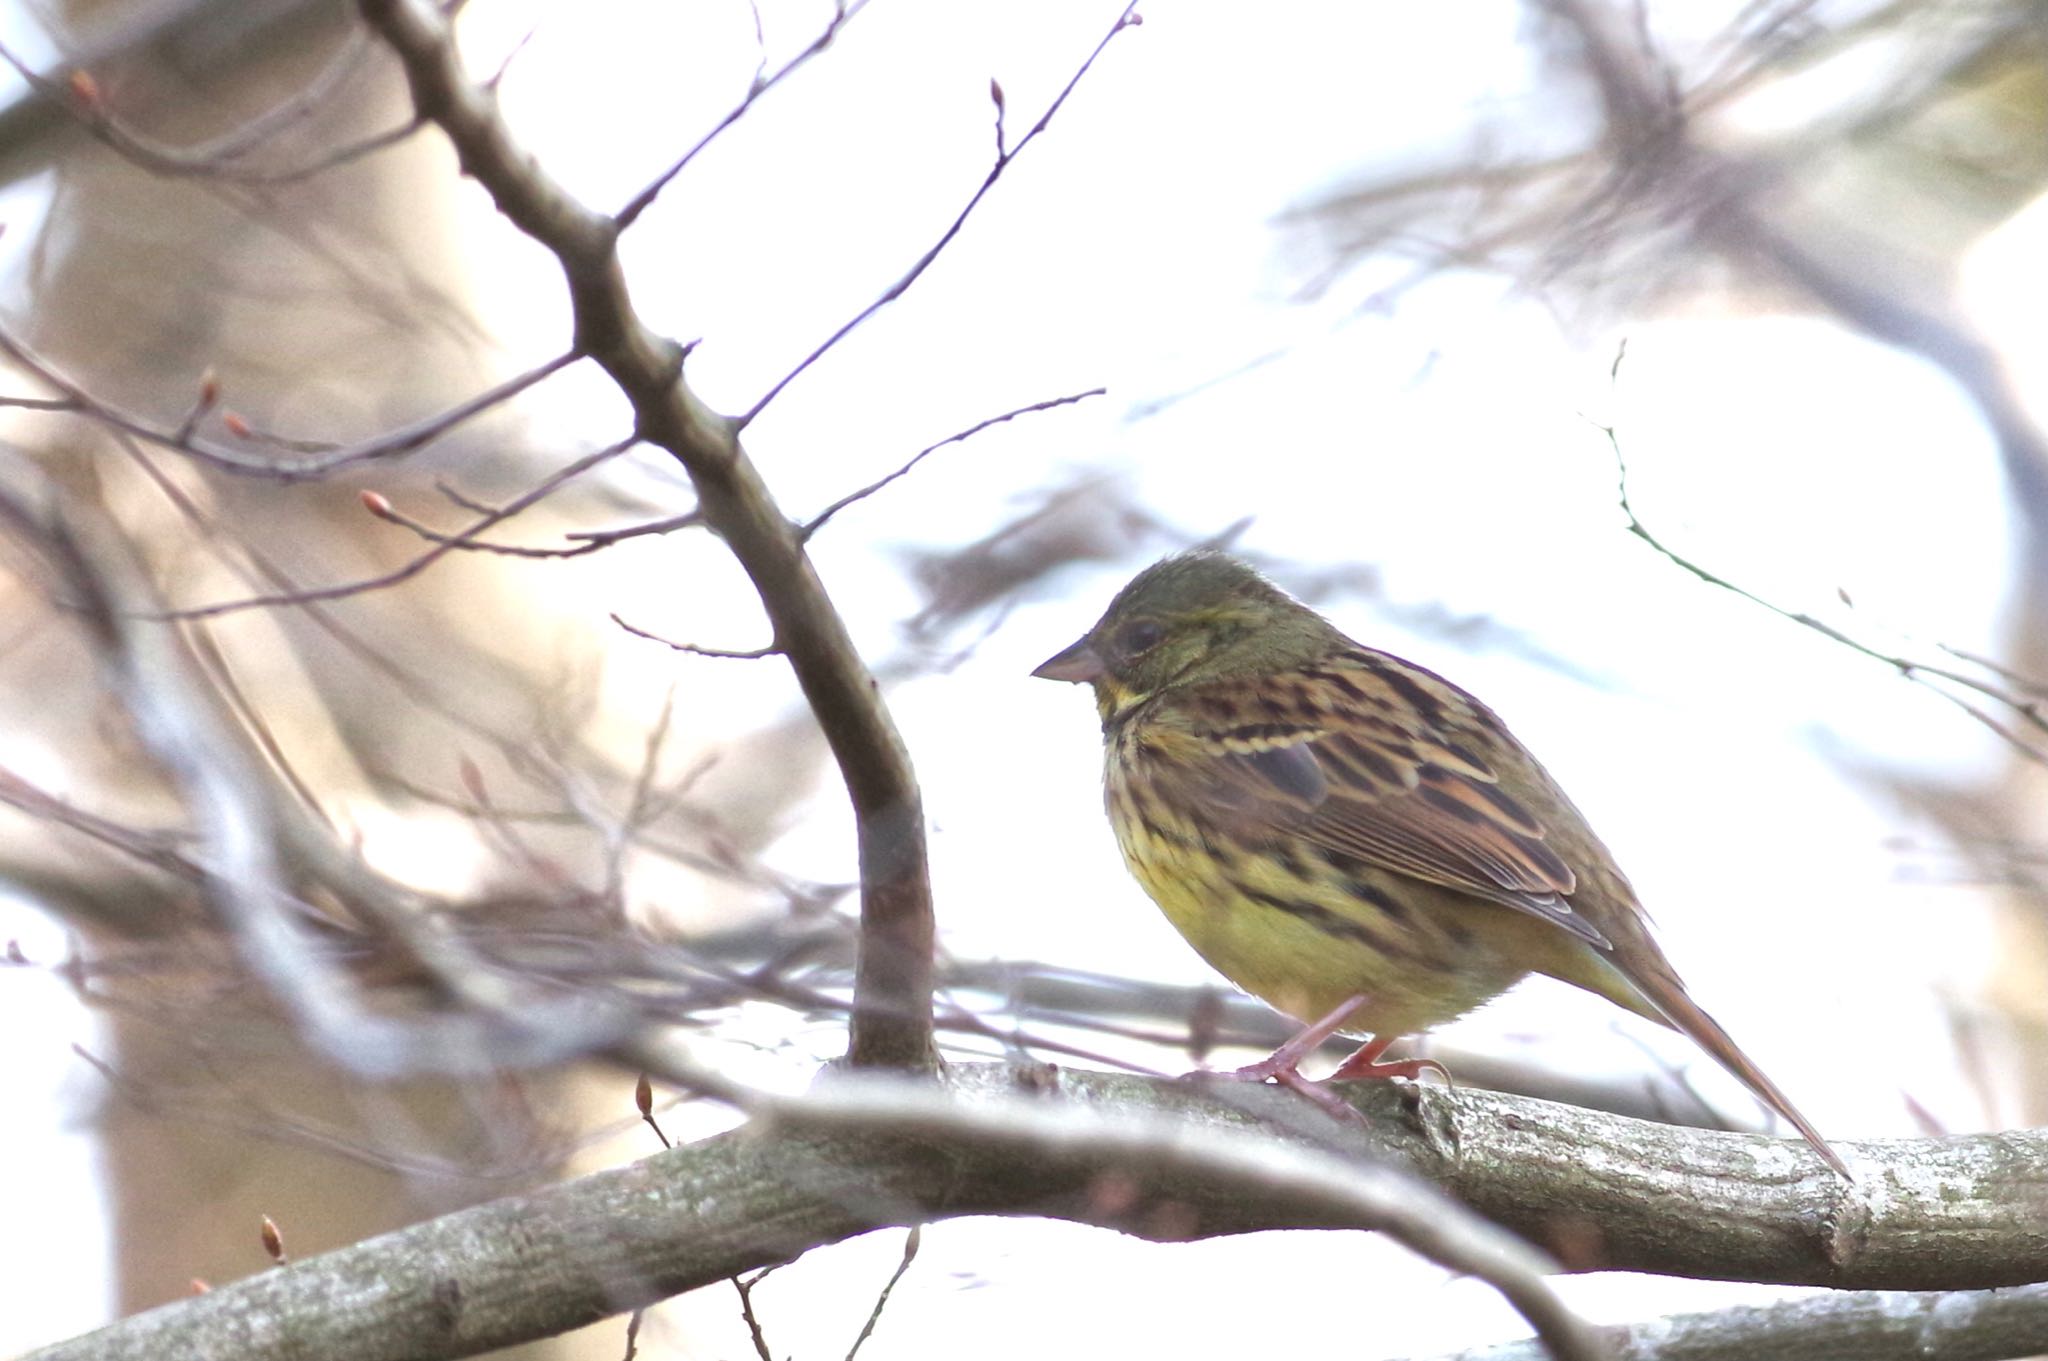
[12,5,609,1353]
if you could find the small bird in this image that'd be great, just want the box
[1034,549,1846,1176]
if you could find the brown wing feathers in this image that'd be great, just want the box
[1175,653,1609,948]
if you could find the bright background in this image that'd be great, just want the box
[1,0,2041,1356]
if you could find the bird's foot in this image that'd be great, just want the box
[1187,993,1368,1084]
[1191,1058,1367,1124]
[1184,995,1380,1122]
[1327,1034,1451,1086]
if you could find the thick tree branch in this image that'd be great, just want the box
[25,1067,2048,1361]
[23,1068,1604,1361]
[1440,1282,2048,1361]
[355,0,937,1068]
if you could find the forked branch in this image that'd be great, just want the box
[357,0,939,1068]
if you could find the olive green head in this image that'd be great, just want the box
[1032,551,1340,715]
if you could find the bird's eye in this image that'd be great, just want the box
[1116,618,1165,656]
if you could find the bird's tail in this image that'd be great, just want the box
[1626,966,1851,1179]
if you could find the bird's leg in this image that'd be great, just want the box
[1187,998,1445,1120]
[1326,1034,1450,1085]
[1209,993,1367,1083]
[1179,994,1368,1121]
[1186,995,1375,1122]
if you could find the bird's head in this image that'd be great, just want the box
[1032,551,1339,717]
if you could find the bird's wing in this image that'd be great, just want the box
[1164,661,1611,950]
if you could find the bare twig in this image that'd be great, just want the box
[740,5,1143,426]
[0,765,199,880]
[1935,643,2048,700]
[742,1,770,90]
[603,691,679,906]
[564,509,705,546]
[614,1,870,230]
[0,31,427,186]
[1600,345,2048,765]
[802,387,1107,539]
[608,613,781,660]
[102,419,596,803]
[0,327,580,480]
[168,435,639,618]
[843,1226,920,1361]
[361,489,607,560]
[732,1272,776,1361]
[69,1041,561,1181]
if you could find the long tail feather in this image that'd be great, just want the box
[1630,970,1850,1178]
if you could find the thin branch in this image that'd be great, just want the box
[481,22,539,92]
[614,0,870,230]
[564,509,705,545]
[843,1226,920,1361]
[432,479,504,514]
[741,1,770,91]
[606,691,679,907]
[731,1273,776,1361]
[0,765,200,881]
[1935,643,2048,699]
[168,435,638,618]
[253,118,427,184]
[1599,385,2048,763]
[609,613,781,660]
[0,328,581,480]
[105,421,562,766]
[362,489,607,560]
[0,30,427,186]
[740,4,1142,426]
[802,387,1106,539]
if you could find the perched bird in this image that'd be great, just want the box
[1034,549,1846,1175]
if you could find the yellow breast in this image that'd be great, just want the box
[1103,730,1528,1039]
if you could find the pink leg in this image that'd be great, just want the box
[1189,995,1372,1121]
[1215,994,1369,1083]
[1327,1034,1449,1084]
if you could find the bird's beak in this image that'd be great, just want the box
[1032,637,1105,684]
